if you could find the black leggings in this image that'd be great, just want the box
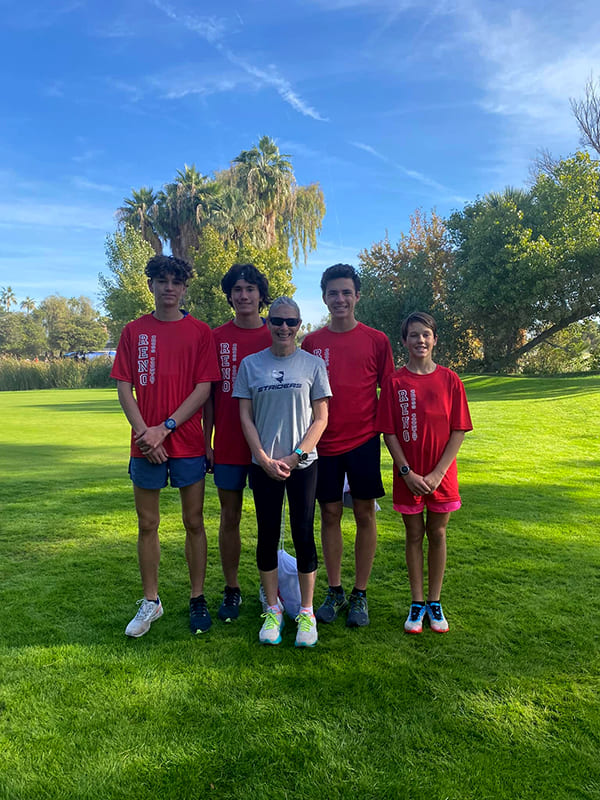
[251,462,318,574]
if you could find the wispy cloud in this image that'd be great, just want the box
[0,202,113,230]
[148,0,328,121]
[72,177,115,193]
[351,140,464,200]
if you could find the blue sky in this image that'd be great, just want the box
[0,0,598,325]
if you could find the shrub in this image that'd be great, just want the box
[0,356,116,391]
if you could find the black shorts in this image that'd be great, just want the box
[316,435,385,504]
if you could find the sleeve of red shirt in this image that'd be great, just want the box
[376,373,395,434]
[192,325,221,384]
[110,325,133,382]
[450,374,473,432]
[377,332,395,386]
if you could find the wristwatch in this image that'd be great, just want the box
[399,464,411,477]
[164,418,177,431]
[294,447,308,462]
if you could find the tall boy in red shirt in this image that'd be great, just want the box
[203,264,272,622]
[111,255,220,638]
[302,264,394,627]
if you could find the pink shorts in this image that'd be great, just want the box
[394,498,461,515]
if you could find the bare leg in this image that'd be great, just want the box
[425,511,450,602]
[218,488,243,588]
[319,500,344,586]
[352,498,378,591]
[298,570,317,608]
[260,568,279,608]
[133,486,161,600]
[180,481,207,597]
[403,512,426,602]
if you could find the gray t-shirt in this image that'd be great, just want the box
[233,347,332,468]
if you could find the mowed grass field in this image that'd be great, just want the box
[0,376,599,800]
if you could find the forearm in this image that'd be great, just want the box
[433,430,466,476]
[116,381,146,436]
[383,433,409,469]
[202,392,215,450]
[169,382,212,428]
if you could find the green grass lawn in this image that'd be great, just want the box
[1,376,599,800]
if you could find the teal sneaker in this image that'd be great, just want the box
[259,609,284,645]
[346,591,369,627]
[316,588,348,623]
[295,611,318,647]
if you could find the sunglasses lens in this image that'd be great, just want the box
[269,317,299,326]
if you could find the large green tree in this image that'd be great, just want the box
[0,286,16,312]
[357,209,473,367]
[99,225,156,343]
[37,296,107,355]
[447,152,600,370]
[115,137,325,266]
[186,226,294,328]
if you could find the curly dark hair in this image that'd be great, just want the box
[145,255,194,283]
[320,263,361,295]
[221,263,272,311]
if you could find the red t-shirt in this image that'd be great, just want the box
[111,313,220,458]
[376,365,473,506]
[301,322,394,456]
[211,319,272,464]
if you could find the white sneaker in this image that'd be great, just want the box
[259,609,284,645]
[125,597,163,638]
[295,611,318,648]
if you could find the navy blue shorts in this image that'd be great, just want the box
[213,463,252,492]
[129,456,207,490]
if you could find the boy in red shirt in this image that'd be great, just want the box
[111,255,220,638]
[302,264,394,627]
[377,311,472,634]
[203,264,272,622]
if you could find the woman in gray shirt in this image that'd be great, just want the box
[234,297,331,647]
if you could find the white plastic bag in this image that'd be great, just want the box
[277,547,301,619]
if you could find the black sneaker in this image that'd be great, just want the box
[218,586,242,622]
[316,588,348,623]
[190,595,212,634]
[346,591,369,627]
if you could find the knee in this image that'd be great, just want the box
[426,526,447,546]
[220,504,242,530]
[320,503,342,528]
[182,509,205,534]
[137,512,159,537]
[353,500,376,527]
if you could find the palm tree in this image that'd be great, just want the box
[209,183,257,246]
[233,136,293,248]
[0,286,16,312]
[20,297,36,314]
[116,187,163,255]
[156,165,220,260]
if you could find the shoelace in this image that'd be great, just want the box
[410,604,425,621]
[296,612,314,631]
[191,597,208,616]
[350,595,367,611]
[223,588,240,606]
[261,611,281,629]
[135,599,158,620]
[428,603,443,621]
[323,590,339,607]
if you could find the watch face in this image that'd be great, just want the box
[300,452,308,461]
[165,418,177,430]
[400,465,410,475]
